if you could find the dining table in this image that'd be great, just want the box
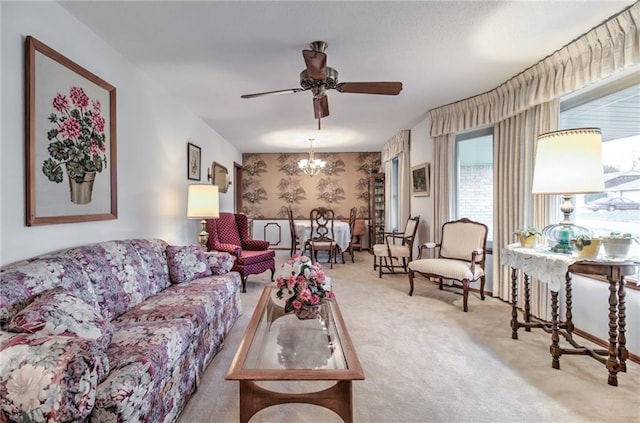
[294,220,352,254]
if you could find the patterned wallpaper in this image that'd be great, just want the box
[241,152,381,220]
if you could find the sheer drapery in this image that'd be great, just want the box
[428,2,639,137]
[382,130,411,232]
[493,100,559,319]
[432,133,455,241]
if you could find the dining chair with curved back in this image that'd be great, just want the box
[309,207,337,269]
[407,217,488,312]
[372,215,420,278]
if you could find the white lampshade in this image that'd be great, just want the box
[187,185,219,219]
[531,128,604,194]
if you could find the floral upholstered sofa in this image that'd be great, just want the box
[0,238,242,422]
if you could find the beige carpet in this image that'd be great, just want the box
[178,252,640,423]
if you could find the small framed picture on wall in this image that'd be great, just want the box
[187,142,201,181]
[411,162,430,197]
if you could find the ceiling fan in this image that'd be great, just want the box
[241,41,403,129]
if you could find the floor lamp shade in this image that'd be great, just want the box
[187,185,219,251]
[531,128,604,195]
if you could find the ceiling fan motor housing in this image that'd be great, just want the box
[299,66,338,90]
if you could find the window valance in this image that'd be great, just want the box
[428,2,639,137]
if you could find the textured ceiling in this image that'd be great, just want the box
[59,1,636,153]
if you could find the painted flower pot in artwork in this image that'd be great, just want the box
[68,171,96,204]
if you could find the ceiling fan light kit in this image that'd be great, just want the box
[241,41,403,129]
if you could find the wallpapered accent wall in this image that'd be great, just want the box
[242,152,381,220]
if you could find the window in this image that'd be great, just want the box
[560,71,640,258]
[455,127,494,241]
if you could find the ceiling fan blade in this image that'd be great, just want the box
[302,49,327,80]
[335,82,403,95]
[241,88,305,99]
[313,96,329,119]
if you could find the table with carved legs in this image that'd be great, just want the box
[502,244,637,386]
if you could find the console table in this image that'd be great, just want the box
[501,244,637,386]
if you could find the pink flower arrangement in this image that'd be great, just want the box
[275,255,335,313]
[42,86,108,184]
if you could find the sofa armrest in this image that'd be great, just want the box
[242,239,269,251]
[0,331,109,422]
[205,251,235,274]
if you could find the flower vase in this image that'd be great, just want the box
[294,305,321,320]
[68,171,96,204]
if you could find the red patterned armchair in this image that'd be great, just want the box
[206,212,275,292]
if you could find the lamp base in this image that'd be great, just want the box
[542,223,592,254]
[198,219,209,252]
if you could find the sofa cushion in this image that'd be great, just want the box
[129,239,171,293]
[0,256,97,325]
[0,332,109,422]
[5,287,113,350]
[205,251,235,274]
[93,319,194,422]
[166,245,212,284]
[61,241,155,320]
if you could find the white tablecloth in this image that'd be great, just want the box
[501,244,578,292]
[295,220,351,253]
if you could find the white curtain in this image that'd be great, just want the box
[428,2,639,138]
[432,133,455,241]
[382,130,411,232]
[493,100,559,318]
[423,2,639,317]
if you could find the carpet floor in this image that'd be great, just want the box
[178,251,640,423]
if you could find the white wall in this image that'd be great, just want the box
[1,2,240,266]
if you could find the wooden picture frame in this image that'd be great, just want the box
[187,142,201,181]
[209,161,230,193]
[25,36,117,226]
[411,162,430,197]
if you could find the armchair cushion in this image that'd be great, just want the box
[166,245,212,284]
[409,258,484,281]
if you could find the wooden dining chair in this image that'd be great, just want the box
[287,207,301,256]
[341,206,358,263]
[309,207,337,268]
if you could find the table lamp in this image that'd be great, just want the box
[531,128,604,253]
[187,184,219,251]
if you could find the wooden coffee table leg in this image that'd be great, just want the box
[239,380,353,423]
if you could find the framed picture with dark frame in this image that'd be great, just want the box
[411,162,430,197]
[187,142,201,181]
[25,36,117,226]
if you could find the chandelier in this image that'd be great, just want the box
[298,138,326,177]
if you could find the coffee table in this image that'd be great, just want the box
[226,286,365,423]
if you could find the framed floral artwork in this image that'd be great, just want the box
[411,162,430,197]
[187,142,201,181]
[25,36,117,226]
